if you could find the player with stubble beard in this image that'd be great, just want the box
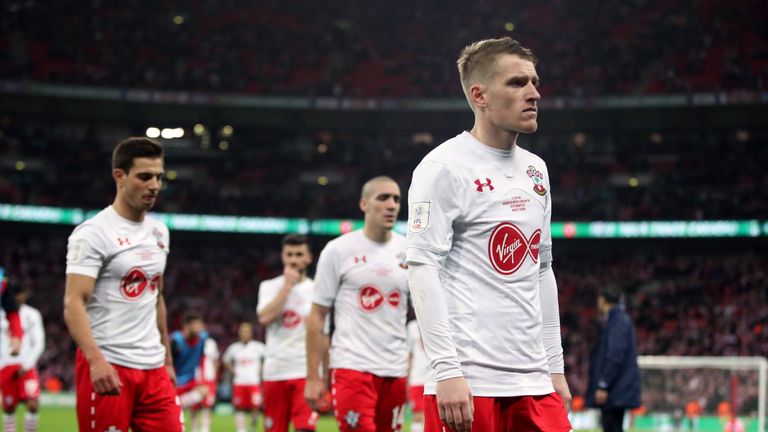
[406,38,573,432]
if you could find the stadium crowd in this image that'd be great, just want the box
[2,117,767,221]
[1,231,765,417]
[1,0,766,97]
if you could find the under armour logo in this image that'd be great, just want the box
[117,237,130,246]
[354,256,367,264]
[474,178,494,192]
[106,426,123,432]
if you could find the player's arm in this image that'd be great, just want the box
[156,276,176,385]
[304,303,330,410]
[22,309,45,372]
[221,346,235,375]
[540,261,571,411]
[257,267,301,326]
[63,273,122,395]
[1,282,22,355]
[538,164,571,411]
[407,160,473,432]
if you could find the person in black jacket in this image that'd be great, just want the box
[587,285,641,432]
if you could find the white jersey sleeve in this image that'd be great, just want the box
[312,246,341,307]
[406,160,463,267]
[21,306,44,371]
[66,223,108,278]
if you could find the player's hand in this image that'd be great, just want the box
[551,373,572,412]
[595,388,608,406]
[304,377,326,411]
[89,357,122,395]
[9,337,20,356]
[165,364,177,386]
[14,368,26,378]
[436,376,473,432]
[283,266,301,287]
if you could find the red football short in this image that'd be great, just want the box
[424,392,572,432]
[409,385,425,413]
[0,365,40,411]
[262,378,318,432]
[331,368,408,432]
[193,380,217,410]
[75,349,183,432]
[232,384,262,411]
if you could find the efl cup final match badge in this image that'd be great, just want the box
[408,202,430,233]
[526,165,547,196]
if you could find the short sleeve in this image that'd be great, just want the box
[406,160,462,267]
[312,244,341,307]
[204,338,219,359]
[539,162,553,264]
[66,224,108,278]
[222,345,234,364]
[256,280,278,313]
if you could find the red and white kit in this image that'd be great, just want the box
[0,304,45,410]
[257,276,318,432]
[66,206,182,432]
[222,340,265,410]
[314,229,410,432]
[407,132,571,431]
[194,337,219,409]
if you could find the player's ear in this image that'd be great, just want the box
[113,168,126,186]
[470,83,487,109]
[359,198,368,213]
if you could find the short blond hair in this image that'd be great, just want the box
[457,37,538,108]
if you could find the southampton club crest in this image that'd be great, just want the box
[526,165,547,196]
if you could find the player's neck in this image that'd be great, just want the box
[363,224,392,243]
[470,123,518,151]
[112,196,146,222]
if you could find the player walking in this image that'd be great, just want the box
[407,38,572,432]
[0,290,43,432]
[64,137,182,431]
[222,322,265,432]
[306,176,410,432]
[257,235,319,432]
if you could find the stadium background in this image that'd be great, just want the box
[0,0,766,430]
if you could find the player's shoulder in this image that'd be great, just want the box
[143,213,170,234]
[516,145,548,171]
[259,274,284,290]
[322,229,363,254]
[419,132,471,167]
[389,231,407,248]
[69,207,112,240]
[22,304,42,318]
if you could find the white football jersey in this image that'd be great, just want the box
[196,338,219,383]
[407,131,555,397]
[223,340,265,386]
[257,276,314,381]
[66,206,169,369]
[314,229,409,377]
[407,320,432,387]
[0,304,44,371]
